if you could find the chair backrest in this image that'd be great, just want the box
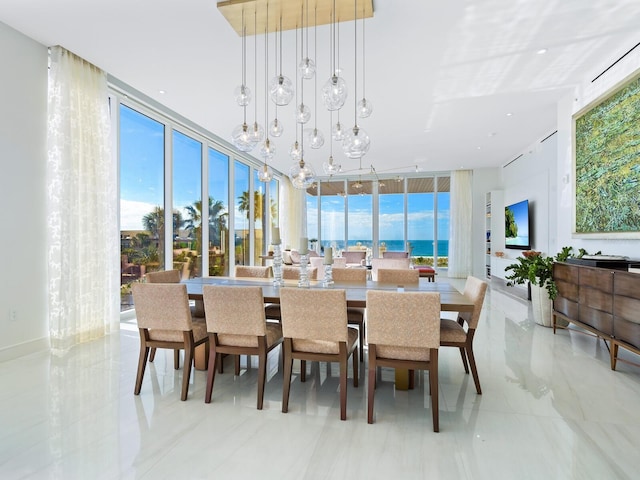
[146,269,181,283]
[342,251,366,264]
[333,257,347,269]
[366,290,440,349]
[282,266,317,280]
[309,257,325,279]
[332,267,367,283]
[377,268,420,285]
[460,276,488,329]
[371,258,410,280]
[280,288,348,342]
[202,285,266,337]
[235,265,272,278]
[132,283,193,331]
[382,251,409,259]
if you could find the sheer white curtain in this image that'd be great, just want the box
[448,170,473,278]
[279,176,307,249]
[47,46,119,353]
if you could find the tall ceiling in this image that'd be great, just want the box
[1,0,639,177]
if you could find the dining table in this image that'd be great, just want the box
[183,276,474,389]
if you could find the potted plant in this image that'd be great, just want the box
[505,246,585,327]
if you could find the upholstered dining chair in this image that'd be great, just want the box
[202,285,283,410]
[263,266,318,321]
[234,265,272,278]
[366,290,441,431]
[342,250,366,266]
[145,269,205,366]
[132,283,209,401]
[370,258,410,281]
[332,267,368,362]
[440,276,488,394]
[279,288,359,421]
[382,251,409,259]
[376,268,420,285]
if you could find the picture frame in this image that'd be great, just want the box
[572,71,640,238]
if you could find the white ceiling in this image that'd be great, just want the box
[1,0,639,177]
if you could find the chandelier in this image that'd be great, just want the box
[220,0,374,188]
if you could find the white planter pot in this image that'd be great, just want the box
[530,283,553,327]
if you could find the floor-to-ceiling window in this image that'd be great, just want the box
[347,180,373,254]
[208,148,230,276]
[304,174,450,267]
[119,105,165,310]
[234,161,250,266]
[118,96,280,311]
[172,130,202,279]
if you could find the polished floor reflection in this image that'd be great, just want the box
[1,279,639,479]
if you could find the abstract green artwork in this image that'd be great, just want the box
[574,73,640,236]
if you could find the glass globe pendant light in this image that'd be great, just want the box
[268,16,294,106]
[259,11,276,176]
[323,112,341,175]
[289,124,316,189]
[232,12,255,152]
[342,0,370,159]
[248,10,264,146]
[234,13,251,107]
[289,140,303,161]
[322,1,347,111]
[298,0,315,80]
[269,116,283,137]
[356,10,373,118]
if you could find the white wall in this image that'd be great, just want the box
[0,21,49,360]
[556,47,640,259]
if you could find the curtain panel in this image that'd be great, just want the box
[279,176,307,250]
[47,46,119,353]
[448,170,473,278]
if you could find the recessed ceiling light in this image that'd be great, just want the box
[506,112,513,117]
[536,48,548,55]
[477,146,481,150]
[488,132,497,137]
[159,90,166,94]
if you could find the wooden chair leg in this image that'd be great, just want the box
[353,347,359,388]
[204,342,217,403]
[174,349,180,370]
[358,325,364,362]
[218,353,224,374]
[282,344,293,413]
[431,349,439,432]
[149,347,156,362]
[611,341,619,370]
[367,345,376,424]
[459,347,470,373]
[234,355,241,376]
[339,354,347,421]
[257,350,267,410]
[181,343,193,401]
[301,360,307,382]
[134,345,150,395]
[466,345,482,394]
[408,369,415,390]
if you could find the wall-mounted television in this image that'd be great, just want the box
[505,199,531,250]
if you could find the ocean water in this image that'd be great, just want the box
[320,240,449,257]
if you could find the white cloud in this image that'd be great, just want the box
[120,199,158,231]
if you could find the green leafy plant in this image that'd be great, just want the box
[505,246,584,300]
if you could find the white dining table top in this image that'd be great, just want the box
[183,276,473,312]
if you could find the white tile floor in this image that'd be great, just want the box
[1,278,640,479]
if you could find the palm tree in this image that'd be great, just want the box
[184,196,228,248]
[141,206,184,267]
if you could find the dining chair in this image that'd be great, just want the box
[332,267,368,363]
[131,283,209,401]
[234,265,272,278]
[382,251,409,259]
[279,288,359,421]
[366,290,441,431]
[263,266,318,321]
[377,268,420,285]
[370,258,410,280]
[309,256,326,279]
[342,250,366,266]
[202,285,283,409]
[440,275,488,394]
[145,269,205,367]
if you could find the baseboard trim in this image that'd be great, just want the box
[0,336,50,363]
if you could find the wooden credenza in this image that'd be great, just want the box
[553,262,640,370]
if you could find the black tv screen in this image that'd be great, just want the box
[505,199,531,250]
